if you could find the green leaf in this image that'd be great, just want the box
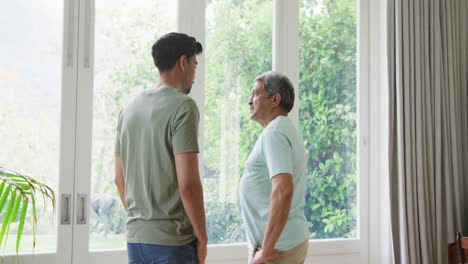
[0,180,5,197]
[0,190,16,249]
[16,183,31,190]
[31,195,37,249]
[16,198,28,254]
[0,185,12,212]
[6,194,22,242]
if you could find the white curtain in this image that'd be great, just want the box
[387,0,468,263]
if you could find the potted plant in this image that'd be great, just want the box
[0,166,55,254]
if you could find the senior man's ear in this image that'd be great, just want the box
[271,93,282,107]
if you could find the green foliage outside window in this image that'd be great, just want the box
[300,0,357,239]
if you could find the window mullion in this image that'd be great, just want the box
[177,0,206,178]
[273,0,300,127]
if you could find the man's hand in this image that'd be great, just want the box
[252,248,282,264]
[197,239,207,264]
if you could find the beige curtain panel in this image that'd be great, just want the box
[388,0,468,263]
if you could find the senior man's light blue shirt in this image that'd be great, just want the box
[239,115,309,251]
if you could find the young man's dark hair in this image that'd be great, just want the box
[151,32,203,73]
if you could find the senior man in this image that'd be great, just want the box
[240,71,309,264]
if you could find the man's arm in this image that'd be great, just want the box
[175,152,207,242]
[115,155,127,209]
[253,173,294,263]
[175,152,208,262]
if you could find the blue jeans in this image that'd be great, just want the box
[127,240,198,264]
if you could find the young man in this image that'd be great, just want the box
[115,32,207,264]
[240,71,309,264]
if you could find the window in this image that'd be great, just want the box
[204,0,272,244]
[202,0,359,246]
[299,0,358,239]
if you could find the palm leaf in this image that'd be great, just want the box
[3,194,22,250]
[31,195,37,249]
[0,189,16,248]
[0,181,5,197]
[0,185,12,212]
[16,199,28,253]
[0,166,55,254]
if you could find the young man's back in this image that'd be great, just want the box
[116,87,199,246]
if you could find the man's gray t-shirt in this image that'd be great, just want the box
[115,86,199,245]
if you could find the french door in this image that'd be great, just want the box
[0,0,75,263]
[1,0,175,263]
[73,0,177,263]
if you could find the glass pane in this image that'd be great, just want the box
[299,0,358,239]
[0,0,62,253]
[204,0,272,244]
[90,0,176,251]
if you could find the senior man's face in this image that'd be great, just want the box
[248,80,273,122]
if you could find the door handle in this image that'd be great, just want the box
[76,193,88,224]
[60,194,71,225]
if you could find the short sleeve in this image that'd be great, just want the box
[115,109,123,156]
[261,131,293,179]
[172,99,200,154]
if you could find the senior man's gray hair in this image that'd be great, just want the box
[255,71,295,113]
